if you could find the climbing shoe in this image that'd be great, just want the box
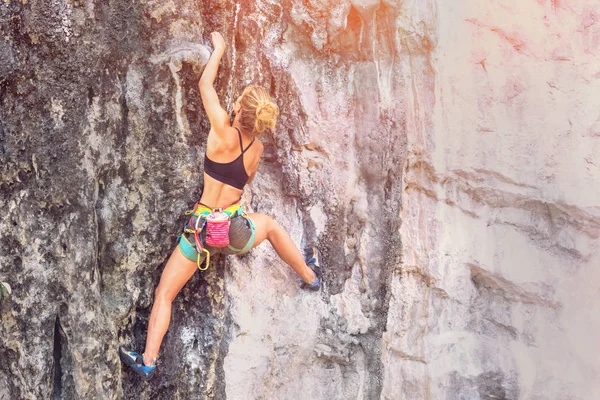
[118,346,156,381]
[302,247,322,291]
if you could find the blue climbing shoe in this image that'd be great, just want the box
[303,247,322,291]
[119,346,156,381]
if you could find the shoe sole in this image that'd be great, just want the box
[119,346,140,367]
[119,347,155,381]
[303,247,322,291]
[309,247,321,278]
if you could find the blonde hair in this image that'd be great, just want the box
[238,85,279,135]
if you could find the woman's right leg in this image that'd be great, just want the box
[142,246,198,365]
[246,213,316,284]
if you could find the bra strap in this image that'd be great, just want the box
[235,127,244,153]
[235,127,255,154]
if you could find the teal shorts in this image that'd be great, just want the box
[178,213,256,263]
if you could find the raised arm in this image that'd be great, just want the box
[198,32,229,134]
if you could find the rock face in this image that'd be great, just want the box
[0,0,598,399]
[385,1,600,399]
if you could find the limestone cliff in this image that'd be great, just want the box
[0,0,598,399]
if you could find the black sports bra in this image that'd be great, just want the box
[204,128,255,190]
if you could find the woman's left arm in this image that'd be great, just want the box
[198,32,229,133]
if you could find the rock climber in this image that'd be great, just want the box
[119,32,322,381]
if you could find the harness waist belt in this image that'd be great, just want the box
[193,202,242,217]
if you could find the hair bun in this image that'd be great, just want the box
[238,85,279,135]
[254,101,279,134]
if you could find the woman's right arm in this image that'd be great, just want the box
[198,32,229,133]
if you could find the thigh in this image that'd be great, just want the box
[155,246,199,301]
[245,213,274,249]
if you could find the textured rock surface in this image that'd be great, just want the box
[0,0,599,399]
[384,0,600,399]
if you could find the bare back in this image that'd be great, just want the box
[199,126,263,208]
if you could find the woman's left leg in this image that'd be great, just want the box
[245,212,317,284]
[143,246,198,364]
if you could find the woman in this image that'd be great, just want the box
[119,32,322,380]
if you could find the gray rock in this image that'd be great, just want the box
[1,0,599,399]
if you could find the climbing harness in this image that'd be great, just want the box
[183,200,254,271]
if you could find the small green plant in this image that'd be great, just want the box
[0,281,11,300]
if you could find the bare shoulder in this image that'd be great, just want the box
[246,140,264,183]
[208,125,239,149]
[249,139,264,162]
[256,139,265,154]
[246,139,263,171]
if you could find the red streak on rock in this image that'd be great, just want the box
[581,6,597,30]
[466,18,526,53]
